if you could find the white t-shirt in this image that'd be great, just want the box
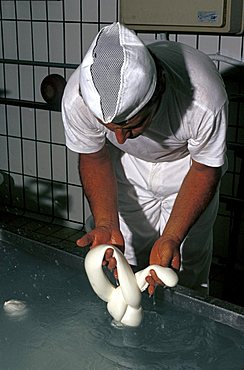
[62,41,228,167]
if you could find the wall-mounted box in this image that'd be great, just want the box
[237,0,244,34]
[120,0,244,34]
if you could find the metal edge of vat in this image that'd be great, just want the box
[158,287,244,333]
[1,228,244,333]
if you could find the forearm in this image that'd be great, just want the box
[162,160,222,244]
[79,145,119,229]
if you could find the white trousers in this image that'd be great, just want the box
[108,146,221,293]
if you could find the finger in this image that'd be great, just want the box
[171,254,180,270]
[145,275,155,286]
[104,248,114,262]
[76,234,92,248]
[113,267,118,280]
[107,256,116,271]
[102,248,114,267]
[148,284,155,297]
[145,275,156,297]
[150,269,164,285]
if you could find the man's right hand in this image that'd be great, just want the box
[76,226,124,279]
[146,237,181,296]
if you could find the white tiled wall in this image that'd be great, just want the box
[0,0,244,259]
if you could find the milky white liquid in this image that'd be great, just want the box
[0,241,243,370]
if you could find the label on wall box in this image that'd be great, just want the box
[197,11,218,23]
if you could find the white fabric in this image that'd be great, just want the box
[62,41,228,168]
[109,149,222,292]
[79,22,157,123]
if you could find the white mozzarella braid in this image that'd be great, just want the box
[84,244,178,327]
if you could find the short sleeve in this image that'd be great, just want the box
[62,92,106,154]
[187,102,228,167]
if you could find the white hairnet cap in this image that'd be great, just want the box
[79,22,157,124]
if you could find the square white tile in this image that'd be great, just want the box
[31,1,46,20]
[8,137,22,173]
[7,106,21,137]
[48,1,63,21]
[51,111,66,144]
[64,0,81,21]
[100,0,117,23]
[68,184,84,223]
[37,141,51,179]
[49,22,64,63]
[23,139,36,176]
[0,105,6,135]
[36,110,50,142]
[2,21,17,59]
[52,144,67,182]
[65,23,81,64]
[67,149,80,185]
[1,1,15,19]
[0,136,8,171]
[21,108,35,140]
[5,64,19,99]
[33,22,48,61]
[16,1,31,20]
[20,65,34,101]
[18,21,32,60]
[82,0,98,22]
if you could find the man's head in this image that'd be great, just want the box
[79,22,157,125]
